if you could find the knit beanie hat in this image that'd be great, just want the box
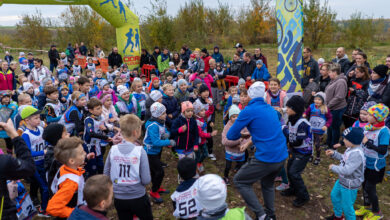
[43,123,65,146]
[151,102,166,118]
[286,95,305,116]
[199,84,209,95]
[195,174,227,210]
[256,60,263,65]
[238,78,245,86]
[181,101,193,113]
[342,127,364,145]
[117,85,129,96]
[23,82,33,92]
[177,157,197,180]
[178,79,187,87]
[60,85,69,91]
[193,78,202,87]
[150,90,162,102]
[248,81,265,99]
[314,92,326,104]
[373,65,389,78]
[229,104,241,118]
[193,101,204,115]
[367,103,389,122]
[21,106,40,120]
[99,79,109,88]
[41,77,52,87]
[361,101,377,111]
[169,61,174,66]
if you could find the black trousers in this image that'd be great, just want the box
[287,152,310,200]
[5,137,13,154]
[148,154,164,192]
[114,194,153,220]
[224,159,244,178]
[206,122,214,154]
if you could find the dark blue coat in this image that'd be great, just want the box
[68,205,109,220]
[171,115,199,153]
[162,94,180,128]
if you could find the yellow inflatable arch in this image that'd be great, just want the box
[0,0,141,69]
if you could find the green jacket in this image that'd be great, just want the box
[157,54,170,73]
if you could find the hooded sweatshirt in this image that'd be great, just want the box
[325,74,348,110]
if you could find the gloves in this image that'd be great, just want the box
[169,140,176,147]
[162,133,170,140]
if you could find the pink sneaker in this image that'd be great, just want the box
[274,176,282,182]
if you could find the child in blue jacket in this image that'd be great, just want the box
[251,60,270,82]
[143,102,176,203]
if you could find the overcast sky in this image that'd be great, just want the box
[0,0,388,26]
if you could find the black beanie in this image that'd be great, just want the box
[42,123,65,146]
[286,95,305,116]
[177,158,197,180]
[373,65,389,78]
[199,84,209,95]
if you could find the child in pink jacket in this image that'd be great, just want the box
[189,70,213,96]
[222,104,251,185]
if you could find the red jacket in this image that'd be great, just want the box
[0,69,14,91]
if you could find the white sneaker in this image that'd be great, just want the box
[209,154,216,161]
[276,183,289,191]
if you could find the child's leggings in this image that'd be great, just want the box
[330,180,358,220]
[195,144,208,163]
[313,133,323,158]
[224,160,244,178]
[148,154,164,192]
[363,179,380,213]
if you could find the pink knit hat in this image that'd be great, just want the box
[181,101,193,113]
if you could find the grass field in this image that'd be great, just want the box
[1,45,390,219]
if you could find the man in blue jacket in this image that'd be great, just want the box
[227,81,288,220]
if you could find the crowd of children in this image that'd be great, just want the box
[0,47,389,220]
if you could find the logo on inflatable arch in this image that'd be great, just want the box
[123,55,140,66]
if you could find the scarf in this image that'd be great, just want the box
[150,117,165,125]
[365,121,385,131]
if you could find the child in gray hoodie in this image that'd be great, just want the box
[325,127,365,220]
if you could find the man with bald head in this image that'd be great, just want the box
[332,47,350,74]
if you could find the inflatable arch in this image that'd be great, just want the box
[0,0,141,69]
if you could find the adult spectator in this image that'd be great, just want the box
[179,47,189,69]
[48,45,60,73]
[157,48,170,73]
[317,63,331,92]
[325,63,348,149]
[150,46,161,68]
[234,43,246,59]
[201,48,212,73]
[211,46,224,64]
[0,61,15,91]
[74,43,80,56]
[4,51,13,65]
[66,43,75,64]
[18,52,26,64]
[79,42,88,56]
[343,65,370,128]
[140,48,151,68]
[0,119,35,220]
[28,59,51,82]
[227,82,288,220]
[349,48,363,67]
[302,47,320,89]
[252,48,268,68]
[346,52,371,76]
[27,52,34,70]
[368,65,389,104]
[239,52,256,80]
[331,47,350,74]
[108,47,123,68]
[229,53,242,77]
[172,52,183,69]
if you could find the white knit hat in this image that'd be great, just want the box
[229,104,241,118]
[151,102,166,118]
[150,90,162,102]
[23,82,33,92]
[117,85,129,96]
[195,174,227,210]
[193,100,204,115]
[169,61,174,66]
[248,81,265,99]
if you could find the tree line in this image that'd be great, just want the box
[0,0,388,53]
